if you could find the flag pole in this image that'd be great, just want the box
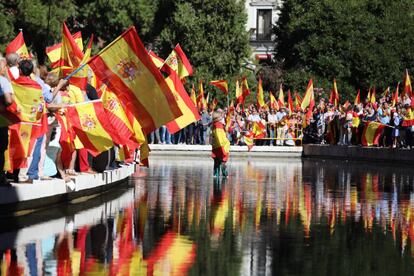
[64,62,88,80]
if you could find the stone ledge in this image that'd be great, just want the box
[303,144,414,164]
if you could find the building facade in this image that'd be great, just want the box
[245,0,280,62]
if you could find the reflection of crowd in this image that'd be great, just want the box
[148,105,302,147]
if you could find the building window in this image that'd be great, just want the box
[256,9,272,41]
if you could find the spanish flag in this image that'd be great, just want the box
[55,113,76,156]
[165,70,200,134]
[287,90,294,112]
[361,121,386,146]
[256,78,265,108]
[5,31,31,59]
[244,131,255,151]
[278,84,285,107]
[212,98,219,111]
[370,87,376,104]
[269,91,278,110]
[210,80,228,95]
[235,79,243,105]
[197,81,207,110]
[402,107,414,127]
[64,34,94,90]
[190,84,197,105]
[241,77,250,102]
[46,31,83,69]
[101,86,135,145]
[301,79,315,121]
[58,22,84,77]
[252,121,266,139]
[88,26,182,134]
[354,89,361,105]
[404,69,412,97]
[148,50,165,69]
[12,76,45,124]
[211,121,230,162]
[329,78,339,107]
[163,44,193,80]
[392,83,399,107]
[67,100,116,156]
[294,91,302,110]
[7,122,41,170]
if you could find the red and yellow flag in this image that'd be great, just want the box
[148,51,165,69]
[197,81,208,110]
[163,44,193,80]
[190,84,197,105]
[12,76,45,124]
[46,31,83,69]
[101,86,135,145]
[165,71,201,134]
[361,121,386,146]
[235,80,243,105]
[392,83,399,107]
[67,100,117,156]
[7,122,41,170]
[287,90,294,112]
[404,69,412,97]
[370,87,376,104]
[301,79,314,111]
[212,98,219,111]
[6,31,31,59]
[402,107,414,127]
[88,26,182,134]
[269,91,278,110]
[294,91,302,110]
[354,89,361,105]
[244,131,255,151]
[55,113,76,156]
[252,121,266,139]
[241,77,250,102]
[211,121,230,162]
[278,84,285,107]
[256,78,265,108]
[329,78,339,107]
[65,34,94,90]
[210,80,228,95]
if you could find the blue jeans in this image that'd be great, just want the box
[160,126,171,144]
[28,136,44,180]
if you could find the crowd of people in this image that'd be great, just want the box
[0,53,131,187]
[149,89,414,149]
[149,106,300,147]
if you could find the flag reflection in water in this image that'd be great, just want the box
[2,158,414,275]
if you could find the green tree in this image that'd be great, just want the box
[156,0,251,105]
[275,0,414,101]
[1,0,76,63]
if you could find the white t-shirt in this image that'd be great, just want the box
[268,114,278,124]
[248,114,261,122]
[0,76,13,96]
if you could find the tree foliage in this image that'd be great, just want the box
[275,0,414,100]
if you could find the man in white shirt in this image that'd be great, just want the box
[6,53,20,80]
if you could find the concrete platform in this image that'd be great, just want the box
[303,144,414,164]
[149,144,303,158]
[0,164,136,215]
